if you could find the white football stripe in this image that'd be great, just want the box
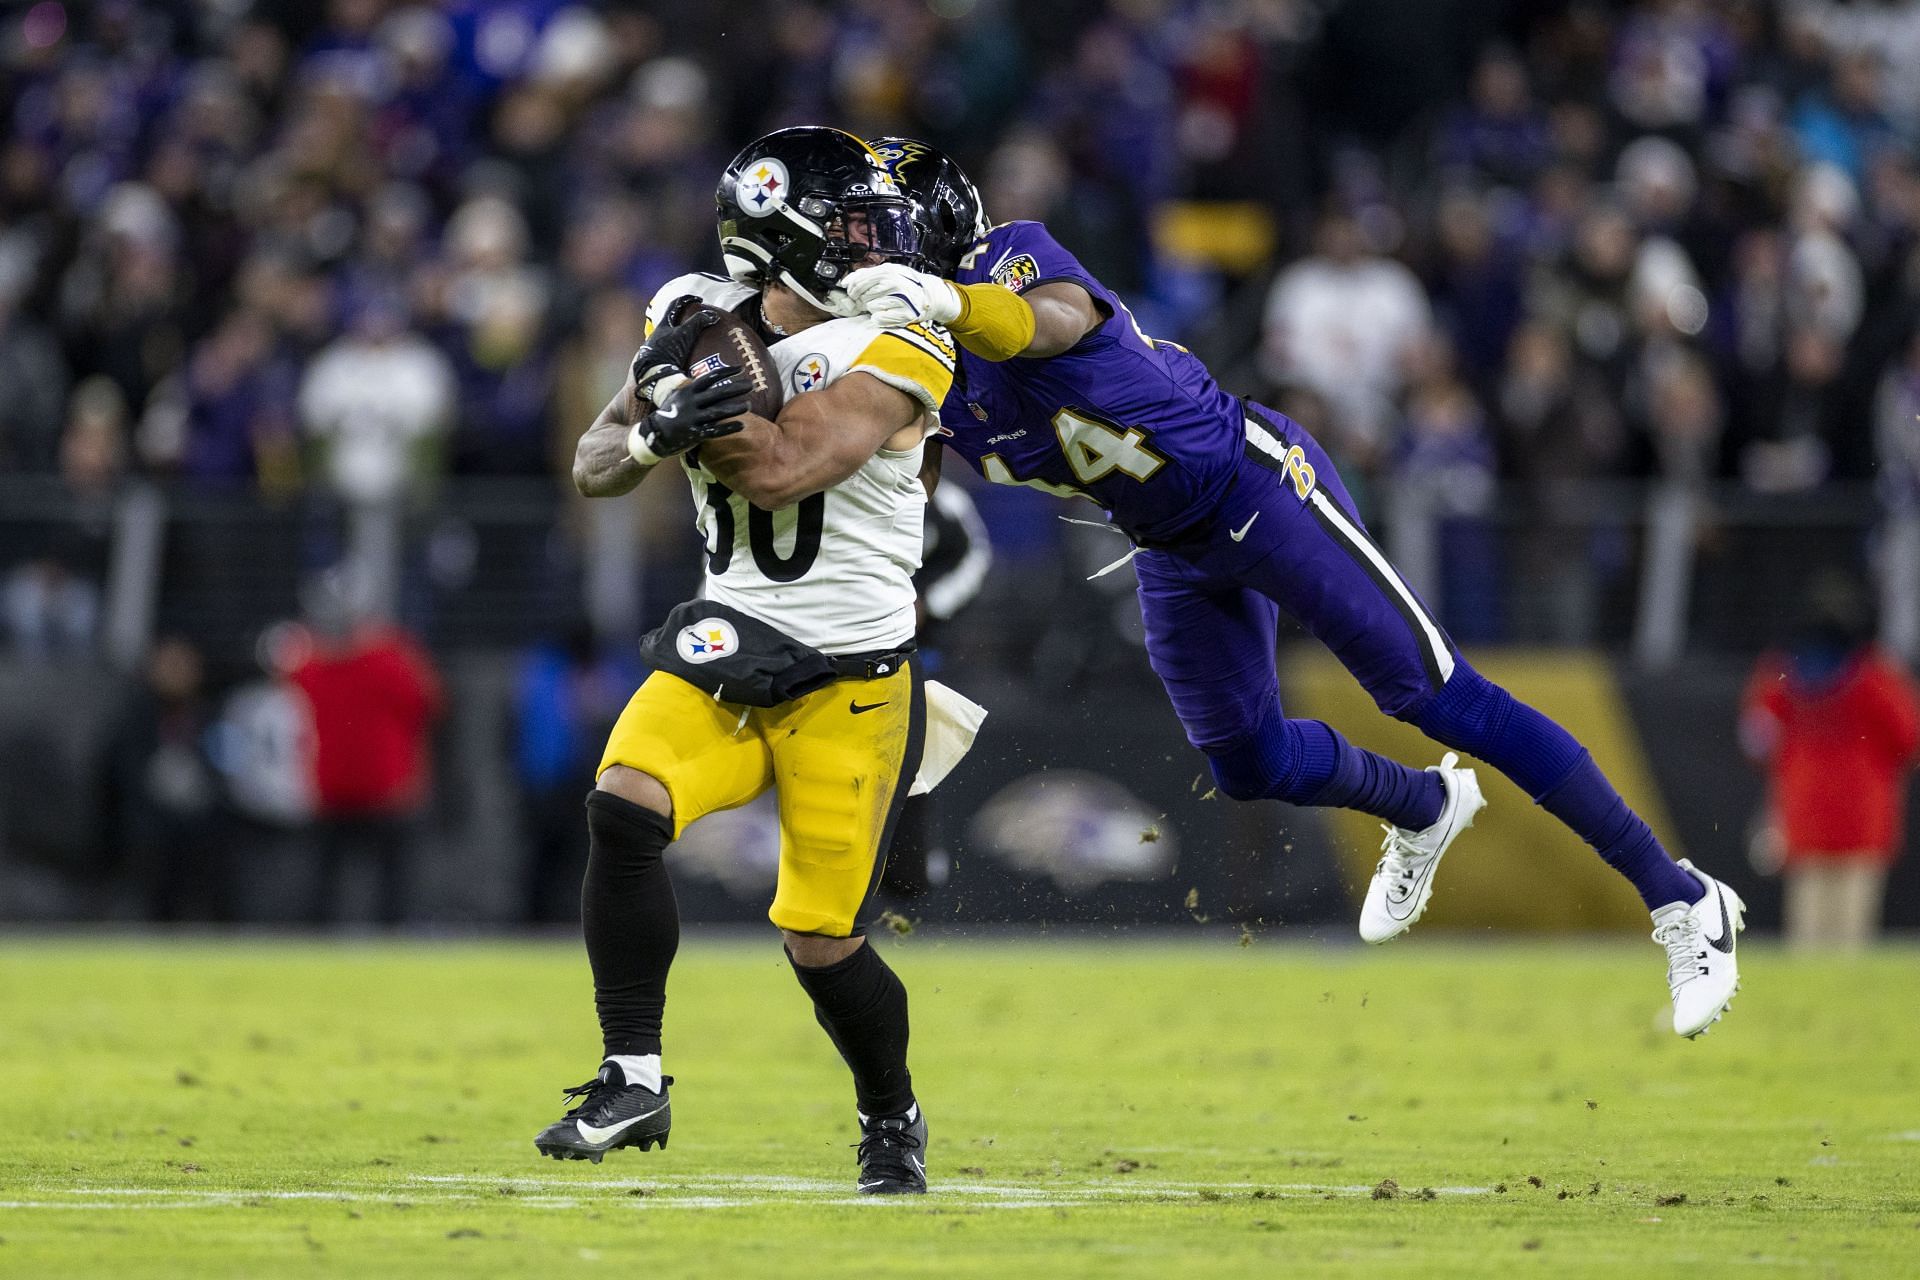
[1309,488,1455,683]
[1243,415,1290,464]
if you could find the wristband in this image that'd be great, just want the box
[627,421,664,467]
[637,368,688,403]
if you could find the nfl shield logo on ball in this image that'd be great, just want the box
[688,354,727,379]
[677,618,739,664]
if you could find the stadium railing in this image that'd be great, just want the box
[1378,477,1895,666]
[0,475,1903,668]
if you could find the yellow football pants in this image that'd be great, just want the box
[597,662,923,936]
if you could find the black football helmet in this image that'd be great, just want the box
[716,127,926,316]
[871,137,989,277]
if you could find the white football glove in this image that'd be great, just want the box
[843,263,964,329]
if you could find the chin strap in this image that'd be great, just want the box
[778,268,860,319]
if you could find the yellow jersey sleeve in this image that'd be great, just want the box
[850,324,956,417]
[642,280,686,337]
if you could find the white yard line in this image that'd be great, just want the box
[4,1175,1492,1214]
[0,1201,224,1211]
[415,1173,1494,1197]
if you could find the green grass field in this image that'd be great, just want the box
[1,935,1916,1278]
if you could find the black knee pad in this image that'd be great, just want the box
[585,788,673,869]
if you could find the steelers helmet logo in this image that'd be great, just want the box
[792,354,830,394]
[736,158,790,218]
[676,617,740,665]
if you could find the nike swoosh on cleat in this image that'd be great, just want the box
[1383,851,1436,920]
[849,699,890,715]
[859,1180,888,1190]
[1384,777,1474,921]
[575,1106,665,1146]
[1707,886,1736,955]
[1229,512,1260,542]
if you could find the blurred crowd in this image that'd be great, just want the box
[4,1,1920,578]
[4,0,1920,504]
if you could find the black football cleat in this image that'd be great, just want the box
[532,1064,672,1163]
[855,1103,927,1194]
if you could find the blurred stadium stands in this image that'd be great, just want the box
[4,0,1920,929]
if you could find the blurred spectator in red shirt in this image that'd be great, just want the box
[1741,573,1920,950]
[283,572,442,926]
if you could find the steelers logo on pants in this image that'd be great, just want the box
[676,618,739,664]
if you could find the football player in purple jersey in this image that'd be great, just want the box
[844,138,1744,1039]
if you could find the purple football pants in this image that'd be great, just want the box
[1134,408,1447,743]
[1132,405,1701,911]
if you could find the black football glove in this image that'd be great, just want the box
[627,365,752,465]
[630,295,717,397]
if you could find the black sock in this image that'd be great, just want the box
[582,790,678,1058]
[787,942,914,1116]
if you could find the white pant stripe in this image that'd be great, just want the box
[1244,415,1290,464]
[1307,489,1456,684]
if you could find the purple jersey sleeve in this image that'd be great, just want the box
[938,219,1247,545]
[956,221,1114,310]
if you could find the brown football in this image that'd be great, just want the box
[679,303,784,422]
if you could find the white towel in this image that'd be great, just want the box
[910,680,988,796]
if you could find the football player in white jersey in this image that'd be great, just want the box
[534,128,969,1195]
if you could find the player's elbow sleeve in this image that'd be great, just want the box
[951,283,1037,361]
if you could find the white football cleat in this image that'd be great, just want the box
[1358,752,1486,944]
[1652,859,1745,1038]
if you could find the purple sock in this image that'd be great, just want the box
[1536,753,1701,910]
[1410,667,1703,911]
[1211,709,1443,829]
[1300,720,1446,829]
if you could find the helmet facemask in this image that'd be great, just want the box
[717,128,931,318]
[798,198,929,314]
